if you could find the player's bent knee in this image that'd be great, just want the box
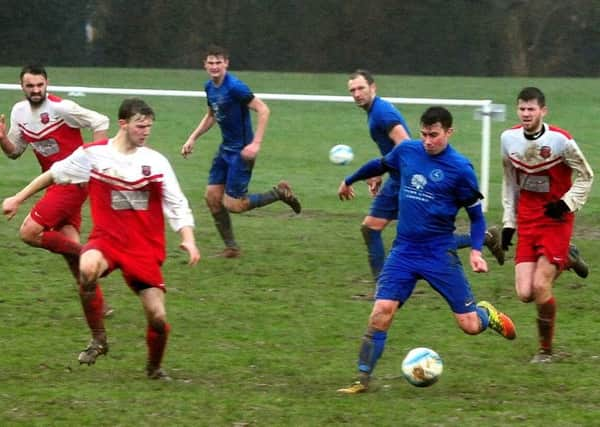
[460,324,481,335]
[517,293,534,303]
[223,200,242,213]
[223,196,248,213]
[368,304,395,330]
[79,250,105,286]
[18,215,45,246]
[456,313,481,335]
[19,231,37,246]
[516,285,536,302]
[19,225,41,246]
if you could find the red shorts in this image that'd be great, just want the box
[83,238,165,293]
[30,183,87,231]
[516,221,573,270]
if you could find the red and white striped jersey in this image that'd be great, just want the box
[501,123,593,229]
[7,94,109,171]
[50,139,194,262]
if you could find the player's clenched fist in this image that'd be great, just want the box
[2,195,21,220]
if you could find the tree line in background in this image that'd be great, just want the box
[4,0,600,76]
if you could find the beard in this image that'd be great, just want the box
[26,91,47,106]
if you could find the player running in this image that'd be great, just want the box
[0,64,114,317]
[181,45,301,258]
[500,87,593,363]
[337,107,516,393]
[3,98,200,379]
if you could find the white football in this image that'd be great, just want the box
[329,144,354,165]
[401,347,443,387]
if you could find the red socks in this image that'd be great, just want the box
[536,296,556,352]
[147,323,171,369]
[79,284,106,340]
[41,231,82,256]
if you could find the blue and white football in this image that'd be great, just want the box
[329,144,354,165]
[401,347,443,387]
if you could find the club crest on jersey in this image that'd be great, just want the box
[539,146,552,159]
[411,174,427,190]
[40,112,50,124]
[141,165,151,176]
[429,169,444,182]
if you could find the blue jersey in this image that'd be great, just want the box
[383,140,482,246]
[367,96,411,180]
[205,73,254,152]
[363,96,411,220]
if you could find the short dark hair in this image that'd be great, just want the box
[205,44,229,60]
[20,64,47,81]
[349,69,374,85]
[420,106,453,129]
[517,87,545,107]
[118,98,155,121]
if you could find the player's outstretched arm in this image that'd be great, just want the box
[2,171,55,220]
[178,226,201,265]
[339,158,389,201]
[181,112,215,159]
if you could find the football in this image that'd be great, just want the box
[401,347,443,387]
[329,144,354,165]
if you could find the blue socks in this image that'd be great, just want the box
[476,305,490,330]
[361,225,385,281]
[358,330,387,374]
[248,189,279,210]
[211,208,237,248]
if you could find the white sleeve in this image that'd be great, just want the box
[159,156,195,232]
[562,139,594,212]
[50,146,92,184]
[55,99,109,133]
[501,138,519,229]
[6,109,28,158]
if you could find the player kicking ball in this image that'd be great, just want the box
[336,107,516,393]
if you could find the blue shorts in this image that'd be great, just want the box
[208,147,254,198]
[369,178,399,220]
[376,240,477,314]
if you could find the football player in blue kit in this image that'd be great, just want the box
[337,106,516,394]
[181,45,301,257]
[347,70,504,299]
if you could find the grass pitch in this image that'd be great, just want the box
[0,67,599,426]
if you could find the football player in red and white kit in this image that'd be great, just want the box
[3,98,200,379]
[0,64,113,317]
[500,87,594,363]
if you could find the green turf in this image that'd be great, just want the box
[0,67,599,426]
